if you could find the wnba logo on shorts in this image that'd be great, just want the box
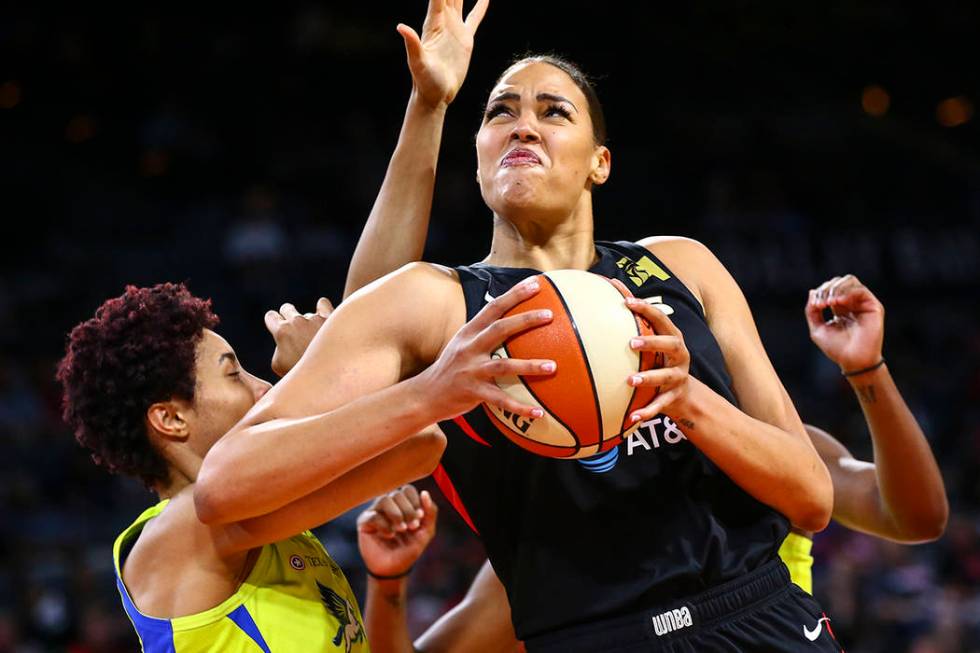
[651,606,693,637]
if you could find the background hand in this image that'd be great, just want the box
[357,485,438,578]
[264,297,334,377]
[805,275,884,371]
[397,0,490,109]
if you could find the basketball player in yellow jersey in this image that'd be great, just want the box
[57,280,549,652]
[349,275,948,653]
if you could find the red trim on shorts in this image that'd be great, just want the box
[453,415,491,447]
[433,464,480,535]
[822,612,844,651]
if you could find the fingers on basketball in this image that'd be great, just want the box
[470,277,542,333]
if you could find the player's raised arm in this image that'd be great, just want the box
[195,271,555,530]
[628,238,833,532]
[344,0,490,298]
[805,275,948,542]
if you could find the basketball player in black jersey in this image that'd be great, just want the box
[354,275,948,653]
[212,0,841,649]
[344,3,949,642]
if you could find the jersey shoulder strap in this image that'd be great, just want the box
[596,240,704,316]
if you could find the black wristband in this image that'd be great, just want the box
[366,566,413,581]
[842,358,885,378]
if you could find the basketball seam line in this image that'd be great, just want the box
[545,275,603,453]
[502,335,581,455]
[608,277,643,438]
[482,404,578,453]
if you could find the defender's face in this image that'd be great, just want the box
[188,330,271,456]
[476,62,606,219]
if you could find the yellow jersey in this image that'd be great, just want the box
[113,501,369,652]
[778,531,814,594]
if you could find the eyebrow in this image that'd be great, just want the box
[218,352,238,365]
[487,92,578,112]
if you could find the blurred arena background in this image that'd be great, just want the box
[1,3,978,651]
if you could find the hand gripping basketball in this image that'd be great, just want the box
[417,278,557,420]
[611,279,693,423]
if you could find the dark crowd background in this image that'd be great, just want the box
[1,3,979,652]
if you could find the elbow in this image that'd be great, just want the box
[193,481,221,525]
[791,501,832,534]
[791,466,834,533]
[194,414,269,525]
[193,461,237,526]
[405,429,447,480]
[898,500,949,543]
[193,471,222,525]
[927,499,951,540]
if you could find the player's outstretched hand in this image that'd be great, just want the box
[397,0,490,109]
[806,275,884,372]
[358,485,438,579]
[611,279,693,423]
[264,298,334,377]
[418,277,556,420]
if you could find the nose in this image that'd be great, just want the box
[510,111,541,143]
[248,374,273,402]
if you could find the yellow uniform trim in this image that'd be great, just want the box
[778,531,814,594]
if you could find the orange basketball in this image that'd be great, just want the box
[485,270,662,459]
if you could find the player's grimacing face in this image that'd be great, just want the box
[188,330,271,456]
[476,62,606,218]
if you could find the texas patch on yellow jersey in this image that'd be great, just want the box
[113,501,370,652]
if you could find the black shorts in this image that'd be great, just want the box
[523,560,844,652]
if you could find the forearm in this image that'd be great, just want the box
[196,375,442,525]
[847,364,948,540]
[414,560,521,653]
[676,378,833,531]
[365,577,416,653]
[221,433,445,551]
[344,93,447,298]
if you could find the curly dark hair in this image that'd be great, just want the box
[56,283,219,489]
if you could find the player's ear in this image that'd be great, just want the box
[147,400,192,443]
[590,145,611,186]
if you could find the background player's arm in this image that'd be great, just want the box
[358,487,520,653]
[413,561,520,653]
[340,0,486,461]
[196,269,553,533]
[804,275,947,542]
[343,0,489,298]
[807,424,946,542]
[633,237,833,532]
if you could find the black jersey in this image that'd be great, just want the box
[434,241,789,640]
